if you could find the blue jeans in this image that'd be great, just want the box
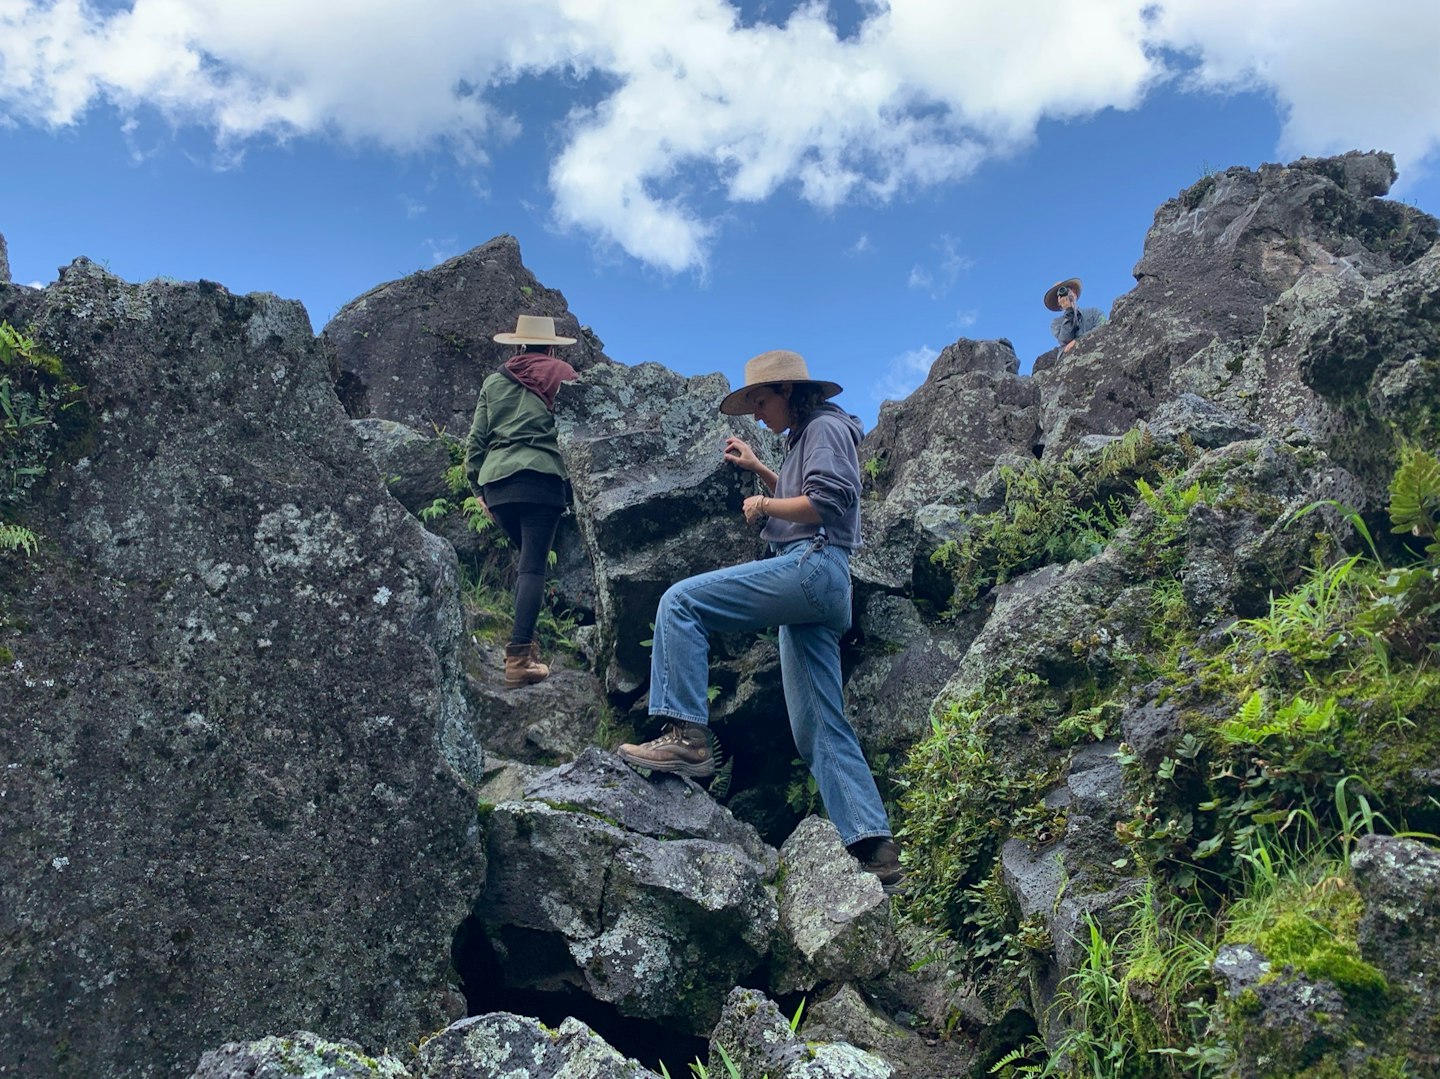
[648,538,892,846]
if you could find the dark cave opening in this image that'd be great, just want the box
[451,914,711,1074]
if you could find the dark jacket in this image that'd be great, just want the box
[1051,306,1103,346]
[761,403,864,551]
[463,370,569,491]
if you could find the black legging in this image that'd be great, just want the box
[488,502,563,646]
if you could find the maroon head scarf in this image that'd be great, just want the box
[503,350,578,411]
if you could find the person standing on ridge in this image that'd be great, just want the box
[1045,277,1103,355]
[617,349,904,893]
[464,314,578,688]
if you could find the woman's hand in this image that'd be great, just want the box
[743,494,768,527]
[723,437,761,473]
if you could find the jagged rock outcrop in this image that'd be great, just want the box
[0,230,10,283]
[468,749,779,1035]
[864,339,1040,509]
[1033,151,1438,460]
[0,262,484,1078]
[323,235,609,433]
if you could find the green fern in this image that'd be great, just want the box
[0,522,38,556]
[1388,444,1440,559]
[1218,690,1335,746]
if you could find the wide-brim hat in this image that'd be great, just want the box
[719,349,843,416]
[1043,278,1083,311]
[493,314,577,346]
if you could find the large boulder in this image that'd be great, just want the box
[708,988,894,1079]
[469,749,779,1034]
[0,261,484,1078]
[323,234,609,433]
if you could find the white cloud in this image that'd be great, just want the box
[3,0,1439,270]
[872,343,938,402]
[907,234,972,297]
[1152,0,1440,170]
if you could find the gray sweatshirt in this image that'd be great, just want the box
[761,403,864,551]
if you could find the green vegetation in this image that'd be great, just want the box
[0,321,83,557]
[929,428,1193,610]
[901,442,1440,1076]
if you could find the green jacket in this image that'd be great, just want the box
[463,371,569,491]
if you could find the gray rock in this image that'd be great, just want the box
[1213,949,1350,1076]
[844,594,976,757]
[771,817,900,994]
[0,230,9,283]
[466,662,611,765]
[708,988,895,1079]
[475,750,778,1033]
[787,1044,895,1079]
[1353,834,1440,1062]
[0,261,484,1078]
[415,1013,660,1078]
[804,984,974,1079]
[862,338,1039,509]
[188,1032,409,1079]
[350,417,455,516]
[708,987,809,1078]
[1146,392,1261,448]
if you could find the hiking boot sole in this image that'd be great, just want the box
[617,748,716,778]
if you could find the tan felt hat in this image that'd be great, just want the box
[719,349,842,416]
[493,314,577,346]
[1043,277,1083,311]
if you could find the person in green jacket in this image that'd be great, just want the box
[464,315,578,688]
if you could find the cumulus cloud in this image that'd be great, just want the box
[3,0,1438,270]
[1153,0,1440,172]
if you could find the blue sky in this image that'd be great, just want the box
[3,0,1439,430]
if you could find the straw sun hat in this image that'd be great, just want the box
[1043,278,1083,311]
[493,314,577,346]
[719,349,843,416]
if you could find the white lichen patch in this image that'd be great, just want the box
[254,504,362,574]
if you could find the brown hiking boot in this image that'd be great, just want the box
[503,642,549,688]
[848,837,906,895]
[617,721,715,778]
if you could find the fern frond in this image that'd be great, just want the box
[0,522,39,556]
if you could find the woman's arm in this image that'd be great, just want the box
[463,385,492,491]
[743,493,820,527]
